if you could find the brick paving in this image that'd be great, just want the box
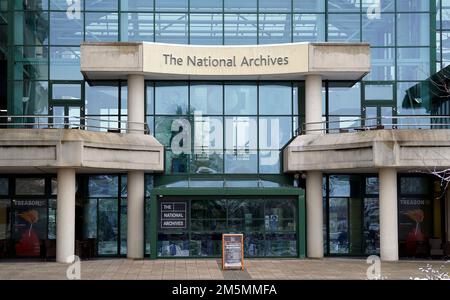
[0,258,448,280]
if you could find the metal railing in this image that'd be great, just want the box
[300,116,450,135]
[0,115,150,134]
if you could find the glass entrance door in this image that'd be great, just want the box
[98,198,118,255]
[49,81,84,128]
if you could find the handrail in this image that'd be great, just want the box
[0,115,151,134]
[300,115,450,135]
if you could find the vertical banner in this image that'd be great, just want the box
[14,199,47,257]
[222,234,244,270]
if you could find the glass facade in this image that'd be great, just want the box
[0,1,447,259]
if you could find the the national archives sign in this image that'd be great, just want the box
[81,42,370,81]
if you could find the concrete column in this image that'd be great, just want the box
[379,168,399,261]
[127,74,145,134]
[305,75,324,258]
[127,171,145,259]
[126,74,145,259]
[305,75,323,135]
[56,168,76,263]
[306,171,324,258]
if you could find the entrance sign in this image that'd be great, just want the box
[222,234,244,270]
[160,202,187,229]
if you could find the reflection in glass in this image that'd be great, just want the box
[85,13,119,42]
[363,198,379,254]
[190,84,223,115]
[88,175,119,197]
[190,14,223,45]
[15,178,45,195]
[293,14,325,42]
[225,85,257,115]
[98,199,118,255]
[0,199,11,240]
[327,14,361,42]
[329,198,349,254]
[155,83,188,114]
[258,14,291,44]
[155,13,188,44]
[224,14,257,45]
[50,46,82,80]
[120,13,154,42]
[85,82,118,115]
[50,12,84,45]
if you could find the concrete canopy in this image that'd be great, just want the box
[80,42,371,81]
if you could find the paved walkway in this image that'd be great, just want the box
[0,258,449,280]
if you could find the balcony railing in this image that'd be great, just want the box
[299,116,450,135]
[0,115,150,135]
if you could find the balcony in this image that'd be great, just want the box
[0,115,164,173]
[284,116,450,173]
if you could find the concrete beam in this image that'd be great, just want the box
[284,129,450,172]
[81,42,370,81]
[0,129,164,172]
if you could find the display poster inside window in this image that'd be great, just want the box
[222,234,244,270]
[398,198,432,256]
[13,199,47,257]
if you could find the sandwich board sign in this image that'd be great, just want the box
[222,234,244,270]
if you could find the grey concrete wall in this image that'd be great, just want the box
[0,129,164,172]
[284,129,450,172]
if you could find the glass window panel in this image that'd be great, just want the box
[265,233,297,256]
[155,82,188,114]
[400,177,429,194]
[50,12,84,46]
[364,198,380,253]
[85,13,119,42]
[397,0,429,12]
[13,46,49,80]
[397,13,430,46]
[362,13,395,47]
[258,14,292,44]
[155,13,188,44]
[191,151,224,174]
[88,175,119,197]
[155,116,188,147]
[327,14,361,42]
[190,0,223,12]
[0,199,11,240]
[83,198,97,239]
[165,150,189,173]
[293,14,325,42]
[50,46,82,80]
[155,0,188,11]
[120,0,154,11]
[329,175,361,197]
[329,83,361,116]
[48,199,56,239]
[259,117,292,150]
[21,0,49,10]
[14,11,49,46]
[13,81,49,116]
[396,81,429,115]
[364,84,393,100]
[225,117,258,150]
[259,0,291,12]
[85,0,118,11]
[120,12,154,42]
[85,82,119,115]
[365,177,379,194]
[328,0,361,12]
[224,0,257,12]
[259,150,281,174]
[361,0,395,12]
[120,198,127,255]
[120,82,127,115]
[224,150,257,173]
[190,14,223,45]
[146,83,154,115]
[0,178,8,195]
[158,233,189,257]
[364,47,395,81]
[98,198,118,255]
[224,14,257,45]
[397,47,430,81]
[193,116,223,153]
[52,83,81,100]
[224,84,257,115]
[328,198,349,254]
[259,84,291,115]
[190,83,223,115]
[293,0,325,12]
[15,178,45,195]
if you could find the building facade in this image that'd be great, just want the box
[0,0,449,262]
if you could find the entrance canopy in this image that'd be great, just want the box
[80,42,370,81]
